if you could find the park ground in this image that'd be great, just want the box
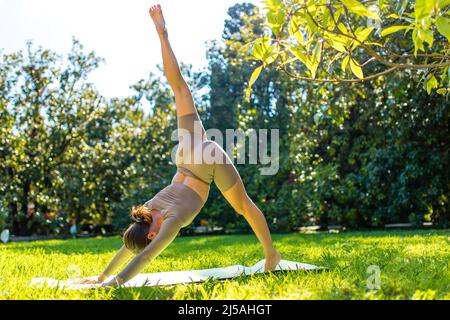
[0,229,449,300]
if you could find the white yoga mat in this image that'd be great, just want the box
[30,259,322,290]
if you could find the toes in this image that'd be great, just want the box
[149,4,162,17]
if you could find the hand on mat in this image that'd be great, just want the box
[77,278,101,285]
[100,282,115,289]
[100,276,123,289]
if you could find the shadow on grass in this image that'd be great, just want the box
[3,234,263,255]
[278,229,450,246]
[2,237,124,254]
[4,229,448,260]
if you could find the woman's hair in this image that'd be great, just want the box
[123,205,153,254]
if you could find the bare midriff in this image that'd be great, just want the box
[171,171,210,203]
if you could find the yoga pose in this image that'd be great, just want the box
[80,4,281,287]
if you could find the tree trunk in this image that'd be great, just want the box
[18,179,31,235]
[10,201,19,235]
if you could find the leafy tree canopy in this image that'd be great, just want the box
[244,0,450,97]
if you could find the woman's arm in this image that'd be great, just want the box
[78,244,133,284]
[105,215,184,286]
[100,245,133,279]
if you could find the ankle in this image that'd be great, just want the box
[264,247,277,257]
[157,27,168,37]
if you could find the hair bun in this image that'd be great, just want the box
[131,205,153,224]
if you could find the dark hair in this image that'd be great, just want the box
[123,205,153,254]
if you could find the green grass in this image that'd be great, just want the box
[0,229,449,300]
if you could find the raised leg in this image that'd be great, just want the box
[149,4,198,118]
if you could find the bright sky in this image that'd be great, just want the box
[0,0,261,98]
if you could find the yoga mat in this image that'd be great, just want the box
[30,259,322,290]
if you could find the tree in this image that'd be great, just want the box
[244,0,450,96]
[0,40,178,235]
[205,2,449,229]
[0,40,107,234]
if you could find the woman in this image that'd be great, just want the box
[80,4,281,288]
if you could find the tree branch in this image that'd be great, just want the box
[279,62,398,83]
[299,4,450,71]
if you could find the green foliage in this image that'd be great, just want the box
[0,40,177,235]
[244,0,450,96]
[203,3,449,230]
[0,2,448,235]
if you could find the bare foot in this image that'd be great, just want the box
[264,249,282,272]
[149,4,167,35]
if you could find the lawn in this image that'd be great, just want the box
[0,229,449,300]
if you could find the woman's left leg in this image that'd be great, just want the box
[221,179,281,271]
[211,144,281,271]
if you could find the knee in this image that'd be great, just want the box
[173,81,190,96]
